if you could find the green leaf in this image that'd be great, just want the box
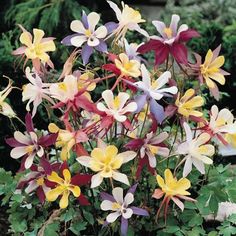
[163,226,180,233]
[188,215,203,227]
[208,231,218,236]
[69,221,87,234]
[84,211,95,225]
[44,222,60,236]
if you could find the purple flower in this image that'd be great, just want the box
[6,113,58,169]
[100,184,149,236]
[62,11,108,65]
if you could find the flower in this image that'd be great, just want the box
[100,185,149,236]
[140,132,169,168]
[0,77,16,118]
[97,90,137,123]
[46,168,91,209]
[114,53,141,78]
[12,26,55,71]
[48,123,88,161]
[107,1,148,41]
[191,45,230,100]
[138,14,199,65]
[177,122,215,177]
[76,139,136,188]
[152,169,195,222]
[6,113,57,169]
[134,64,177,123]
[22,67,53,117]
[123,39,143,62]
[62,11,108,64]
[175,89,204,118]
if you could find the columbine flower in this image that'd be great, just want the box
[76,139,136,188]
[175,89,204,118]
[134,64,178,123]
[152,169,195,222]
[12,26,56,71]
[62,11,108,64]
[22,67,53,117]
[191,45,230,100]
[6,113,57,169]
[46,167,91,209]
[48,123,88,161]
[107,1,148,41]
[177,122,215,177]
[138,14,199,65]
[100,185,149,236]
[97,90,137,123]
[123,39,143,62]
[114,53,141,78]
[0,77,16,118]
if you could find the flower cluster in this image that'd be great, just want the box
[4,1,234,235]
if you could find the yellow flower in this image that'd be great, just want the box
[46,169,81,209]
[19,28,55,62]
[175,89,204,118]
[156,169,191,196]
[115,53,141,77]
[77,140,136,188]
[200,49,225,89]
[48,123,76,161]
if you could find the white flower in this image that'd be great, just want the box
[70,12,107,47]
[97,90,137,122]
[135,64,178,100]
[49,74,79,103]
[23,67,52,117]
[178,122,215,177]
[101,187,134,222]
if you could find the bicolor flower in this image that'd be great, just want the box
[177,122,215,177]
[134,64,177,123]
[48,123,88,161]
[0,77,16,118]
[76,139,136,188]
[12,26,55,71]
[191,45,230,100]
[138,14,199,65]
[107,1,148,42]
[62,11,108,64]
[22,67,53,117]
[175,89,204,118]
[100,185,149,235]
[97,90,137,123]
[6,113,57,169]
[46,167,91,208]
[152,169,195,222]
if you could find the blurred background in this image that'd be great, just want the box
[0,0,236,172]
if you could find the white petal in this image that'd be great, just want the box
[37,146,44,157]
[101,200,114,211]
[10,146,28,159]
[70,20,86,33]
[177,24,188,36]
[25,153,35,169]
[25,180,38,193]
[76,156,91,168]
[102,90,114,109]
[152,20,166,37]
[147,151,156,168]
[112,187,124,204]
[70,35,87,47]
[116,151,136,164]
[183,156,192,177]
[183,122,193,143]
[192,158,205,175]
[122,208,133,219]
[114,113,127,122]
[87,36,99,47]
[87,12,100,32]
[117,92,130,109]
[124,193,134,206]
[97,102,109,112]
[94,26,107,38]
[107,1,122,21]
[14,131,31,145]
[120,102,137,114]
[106,211,121,223]
[151,132,168,144]
[91,173,103,188]
[169,14,180,35]
[112,171,130,186]
[156,71,171,89]
[177,142,189,155]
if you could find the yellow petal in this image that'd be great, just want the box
[205,77,216,89]
[91,148,105,162]
[177,178,191,192]
[39,41,56,52]
[63,169,71,183]
[47,171,64,184]
[203,49,213,67]
[188,110,203,117]
[105,145,118,159]
[33,29,45,44]
[156,175,165,188]
[68,185,81,197]
[209,73,225,85]
[110,157,123,170]
[38,52,50,62]
[48,123,60,133]
[59,190,70,209]
[210,55,225,69]
[183,96,204,109]
[198,144,215,156]
[180,89,195,103]
[164,169,175,186]
[178,107,190,117]
[20,32,32,47]
[46,186,64,201]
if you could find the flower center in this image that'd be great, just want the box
[112,202,121,210]
[164,27,173,39]
[36,177,44,186]
[58,82,67,91]
[25,145,35,154]
[113,96,121,109]
[147,144,159,155]
[85,29,92,37]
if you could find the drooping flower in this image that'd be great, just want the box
[48,123,88,161]
[0,77,16,118]
[76,139,136,188]
[138,14,199,65]
[12,26,56,71]
[62,11,108,64]
[22,67,54,117]
[177,122,215,177]
[134,64,178,123]
[152,169,195,222]
[46,166,91,208]
[175,89,204,119]
[97,90,137,123]
[190,45,230,100]
[6,113,58,169]
[107,1,148,42]
[100,184,149,236]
